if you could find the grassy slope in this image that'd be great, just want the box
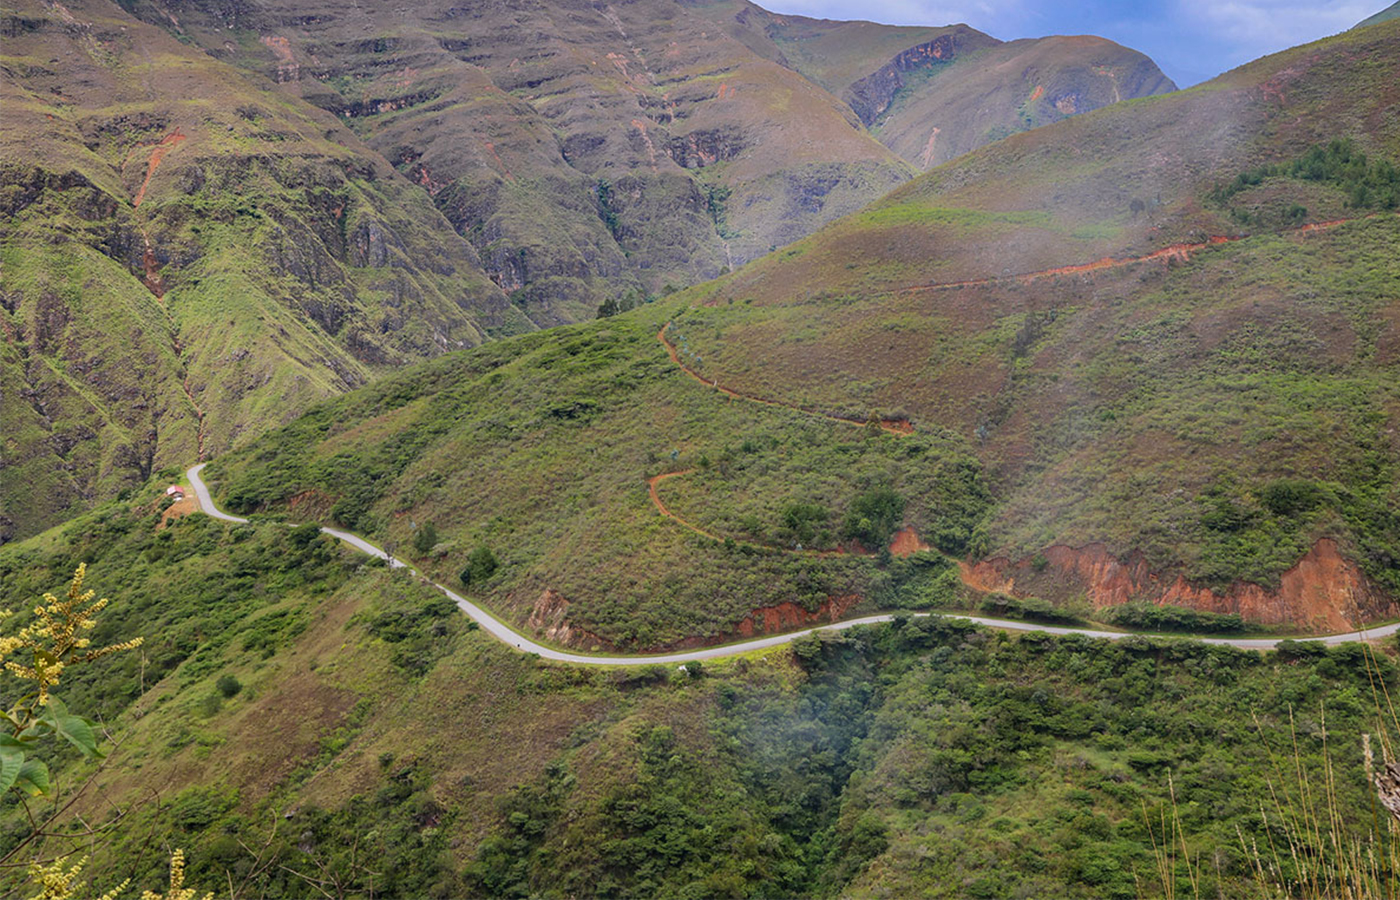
[1358,1,1400,27]
[660,22,1400,590]
[0,506,1392,897]
[0,0,515,541]
[200,21,1400,641]
[711,21,1400,304]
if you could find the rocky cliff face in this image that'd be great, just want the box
[844,32,984,125]
[962,540,1399,633]
[0,0,512,541]
[108,0,1175,319]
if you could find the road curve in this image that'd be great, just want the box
[186,465,1397,664]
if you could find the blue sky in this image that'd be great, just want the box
[761,0,1386,86]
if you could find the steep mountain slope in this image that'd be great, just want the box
[0,498,1389,897]
[208,21,1400,639]
[0,0,514,542]
[1359,1,1400,27]
[112,0,1173,318]
[654,21,1400,617]
[693,1,1176,169]
[111,0,917,317]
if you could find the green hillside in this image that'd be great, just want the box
[0,9,1398,898]
[1358,1,1400,27]
[0,0,516,541]
[109,0,1174,316]
[202,21,1400,642]
[0,501,1391,897]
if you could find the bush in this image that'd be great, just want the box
[779,503,830,546]
[216,674,243,698]
[842,487,905,550]
[289,523,322,548]
[460,546,499,587]
[1257,479,1325,517]
[413,522,439,555]
[1105,603,1244,633]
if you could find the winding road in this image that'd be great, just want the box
[187,464,1397,663]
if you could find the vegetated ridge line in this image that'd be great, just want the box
[186,465,1399,661]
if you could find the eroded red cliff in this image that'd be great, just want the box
[961,538,1396,632]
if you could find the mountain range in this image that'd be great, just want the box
[0,0,1174,540]
[1,4,1399,897]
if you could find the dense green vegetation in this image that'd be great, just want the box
[206,308,1003,648]
[3,500,1393,898]
[1211,138,1400,212]
[464,620,1394,899]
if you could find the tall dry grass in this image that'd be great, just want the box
[1142,643,1400,899]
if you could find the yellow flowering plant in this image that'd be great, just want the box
[0,564,143,800]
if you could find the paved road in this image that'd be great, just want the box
[186,464,1398,664]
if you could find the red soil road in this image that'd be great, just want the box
[133,128,186,208]
[899,212,1386,297]
[647,470,725,543]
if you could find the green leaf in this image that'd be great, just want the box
[0,744,24,795]
[42,697,70,721]
[41,697,102,759]
[14,759,50,797]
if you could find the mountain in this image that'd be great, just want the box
[207,19,1400,645]
[1358,1,1400,27]
[0,0,516,541]
[868,34,1176,169]
[108,0,916,318]
[110,0,1173,316]
[696,2,1177,169]
[0,0,1174,542]
[0,14,1395,900]
[0,492,1387,897]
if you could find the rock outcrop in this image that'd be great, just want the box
[962,539,1397,633]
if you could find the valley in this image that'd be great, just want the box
[1,3,1399,897]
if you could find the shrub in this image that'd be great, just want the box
[216,674,243,698]
[290,522,322,548]
[460,546,499,587]
[780,502,830,545]
[1257,479,1325,517]
[842,487,905,550]
[413,522,438,555]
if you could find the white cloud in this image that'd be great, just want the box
[760,0,1034,29]
[1173,0,1375,55]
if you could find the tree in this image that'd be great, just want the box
[216,674,243,698]
[460,546,499,587]
[413,522,439,556]
[842,487,906,550]
[596,297,619,319]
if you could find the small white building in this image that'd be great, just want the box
[166,485,185,499]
